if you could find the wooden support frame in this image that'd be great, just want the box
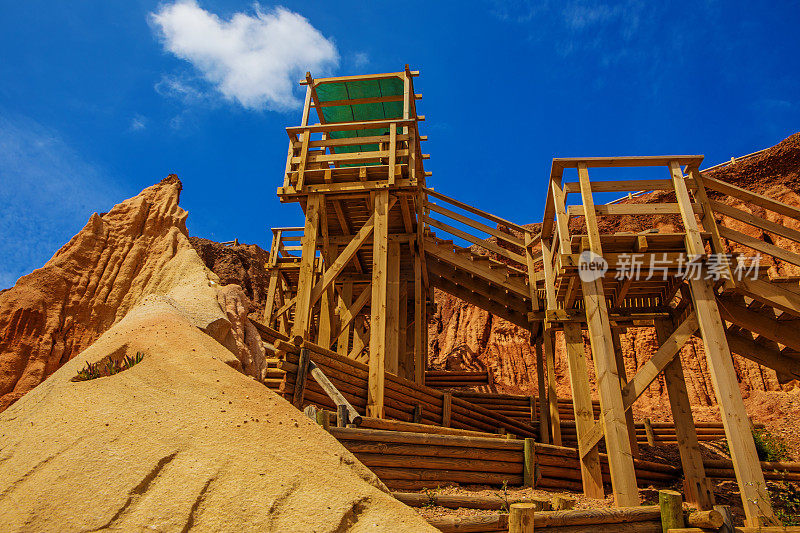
[654,318,714,510]
[670,160,776,526]
[577,163,640,507]
[291,194,322,342]
[368,189,391,418]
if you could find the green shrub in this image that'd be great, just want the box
[771,482,800,526]
[752,428,789,462]
[73,352,144,381]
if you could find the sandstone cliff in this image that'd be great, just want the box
[0,177,267,411]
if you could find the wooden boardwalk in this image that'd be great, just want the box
[259,67,800,526]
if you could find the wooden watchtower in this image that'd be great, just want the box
[261,67,800,526]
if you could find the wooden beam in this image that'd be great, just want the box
[543,329,561,446]
[655,318,715,510]
[534,339,550,444]
[414,251,425,385]
[335,281,353,355]
[309,210,379,306]
[578,166,639,507]
[562,322,604,499]
[611,329,639,459]
[290,194,321,342]
[368,189,390,418]
[386,238,401,375]
[672,160,776,526]
[621,312,698,410]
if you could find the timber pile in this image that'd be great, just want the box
[425,370,489,388]
[703,459,800,482]
[329,427,679,490]
[453,391,600,424]
[560,421,742,447]
[271,339,538,437]
[453,391,736,446]
[427,505,663,533]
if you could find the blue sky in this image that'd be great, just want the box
[1,1,799,288]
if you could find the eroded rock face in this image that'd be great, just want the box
[0,177,266,411]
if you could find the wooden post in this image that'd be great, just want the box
[386,238,401,375]
[563,322,604,499]
[263,269,279,325]
[655,318,715,510]
[413,250,425,385]
[534,340,550,444]
[336,281,353,355]
[543,329,561,446]
[714,505,735,533]
[509,503,535,533]
[291,194,321,342]
[523,438,536,487]
[644,418,656,446]
[659,490,684,532]
[337,404,349,428]
[317,246,337,348]
[368,189,390,418]
[670,160,775,526]
[315,409,330,432]
[442,392,452,427]
[412,403,423,424]
[551,496,575,511]
[577,163,639,507]
[398,280,409,379]
[292,348,310,408]
[612,328,639,458]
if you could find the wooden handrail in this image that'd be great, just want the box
[286,118,417,135]
[424,187,529,234]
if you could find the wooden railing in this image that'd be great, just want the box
[702,174,800,269]
[267,227,304,268]
[283,118,421,192]
[422,187,539,270]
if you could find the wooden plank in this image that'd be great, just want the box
[295,128,311,191]
[335,281,353,355]
[612,330,639,458]
[702,173,800,221]
[295,133,410,149]
[544,329,561,446]
[309,211,376,306]
[286,118,416,135]
[386,238,401,375]
[424,188,529,234]
[534,340,550,444]
[368,189,390,418]
[563,179,675,193]
[655,318,715,510]
[317,246,337,348]
[424,215,527,264]
[718,226,800,267]
[673,162,776,526]
[578,170,639,504]
[263,269,280,325]
[553,155,704,169]
[621,312,698,410]
[414,251,425,385]
[562,322,604,499]
[388,122,397,185]
[292,348,310,407]
[426,200,526,248]
[567,203,702,217]
[290,194,321,342]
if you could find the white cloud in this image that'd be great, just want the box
[150,1,339,111]
[353,52,369,69]
[0,114,121,289]
[129,114,147,131]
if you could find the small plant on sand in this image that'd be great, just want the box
[73,351,144,381]
[423,486,441,509]
[496,480,510,514]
